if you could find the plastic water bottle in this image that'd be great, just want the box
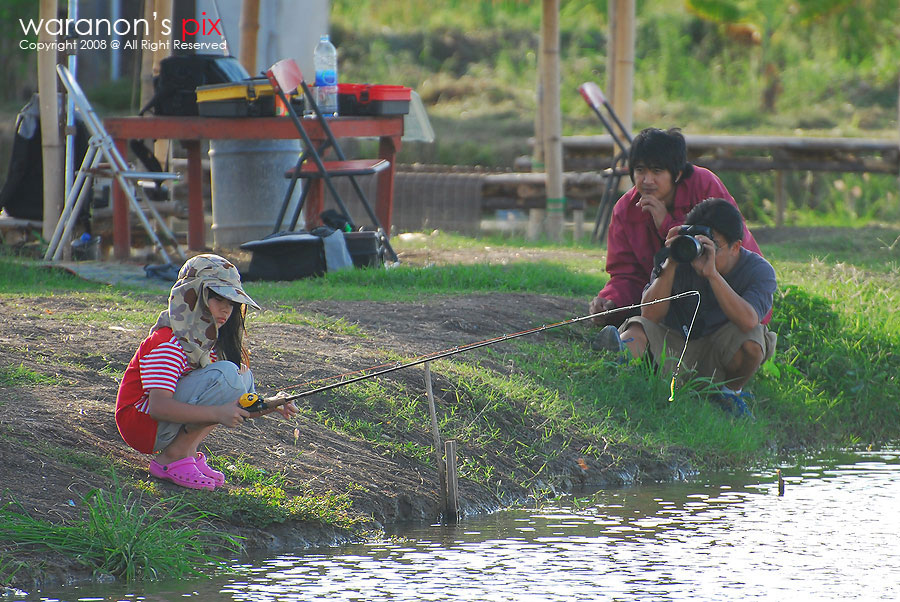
[313,34,338,116]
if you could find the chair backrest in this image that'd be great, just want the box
[578,82,606,112]
[266,58,305,95]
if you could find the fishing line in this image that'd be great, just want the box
[668,290,702,402]
[265,290,701,402]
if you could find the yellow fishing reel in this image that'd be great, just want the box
[238,393,265,412]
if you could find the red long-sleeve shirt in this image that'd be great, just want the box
[599,166,770,323]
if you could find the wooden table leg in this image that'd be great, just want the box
[112,138,131,260]
[376,136,401,233]
[184,140,205,251]
[303,179,325,231]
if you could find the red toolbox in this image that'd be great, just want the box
[338,83,411,116]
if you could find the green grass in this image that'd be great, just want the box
[246,261,604,306]
[0,256,103,294]
[200,454,365,530]
[0,363,58,386]
[0,482,240,582]
[251,228,900,485]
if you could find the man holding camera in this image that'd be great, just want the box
[589,128,766,328]
[595,198,777,417]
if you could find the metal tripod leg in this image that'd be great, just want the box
[44,143,99,260]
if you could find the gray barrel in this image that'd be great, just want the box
[208,139,301,247]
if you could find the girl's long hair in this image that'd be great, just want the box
[215,301,249,367]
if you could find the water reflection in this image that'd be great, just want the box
[37,448,900,601]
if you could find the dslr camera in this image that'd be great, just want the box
[669,224,712,263]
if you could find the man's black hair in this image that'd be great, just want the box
[684,198,744,244]
[628,127,694,184]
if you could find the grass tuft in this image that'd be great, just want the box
[202,455,365,530]
[0,363,57,386]
[0,482,240,582]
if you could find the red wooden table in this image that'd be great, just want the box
[104,115,404,260]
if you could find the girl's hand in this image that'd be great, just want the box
[275,401,299,419]
[219,401,251,428]
[239,363,250,374]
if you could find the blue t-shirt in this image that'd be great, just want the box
[649,248,776,338]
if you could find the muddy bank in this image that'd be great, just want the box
[0,288,695,592]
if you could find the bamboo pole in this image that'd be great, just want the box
[539,0,564,241]
[139,0,157,114]
[528,26,545,239]
[532,30,545,173]
[607,0,634,136]
[38,0,63,243]
[775,171,786,227]
[424,362,447,514]
[239,0,261,75]
[444,439,459,523]
[151,0,173,164]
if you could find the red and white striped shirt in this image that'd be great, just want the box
[115,327,216,453]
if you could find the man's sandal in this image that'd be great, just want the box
[195,452,226,487]
[149,456,216,490]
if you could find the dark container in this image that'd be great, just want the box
[146,54,250,116]
[344,230,382,267]
[241,232,326,281]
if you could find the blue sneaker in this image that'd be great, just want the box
[591,325,625,353]
[717,389,755,419]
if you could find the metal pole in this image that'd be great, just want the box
[64,0,78,205]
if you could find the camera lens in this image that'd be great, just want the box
[670,235,703,263]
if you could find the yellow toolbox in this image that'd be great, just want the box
[196,78,302,117]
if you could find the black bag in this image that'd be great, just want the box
[141,54,250,116]
[241,229,382,282]
[0,94,90,221]
[241,232,327,281]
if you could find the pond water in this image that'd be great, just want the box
[34,446,900,602]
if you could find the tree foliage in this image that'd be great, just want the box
[685,0,899,63]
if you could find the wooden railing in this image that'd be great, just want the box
[561,134,900,174]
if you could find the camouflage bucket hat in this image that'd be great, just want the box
[179,254,260,310]
[150,254,258,368]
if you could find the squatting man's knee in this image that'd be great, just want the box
[621,323,648,357]
[724,339,765,391]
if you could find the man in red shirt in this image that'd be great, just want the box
[589,128,766,330]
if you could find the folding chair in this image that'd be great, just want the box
[45,65,185,264]
[264,58,398,263]
[578,82,633,244]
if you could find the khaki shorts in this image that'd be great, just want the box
[621,316,776,383]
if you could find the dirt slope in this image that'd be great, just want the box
[0,248,691,590]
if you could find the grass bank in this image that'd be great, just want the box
[1,226,898,583]
[255,226,900,468]
[3,228,899,463]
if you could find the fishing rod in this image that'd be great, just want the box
[240,290,701,413]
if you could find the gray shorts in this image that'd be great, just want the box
[153,361,255,452]
[621,316,776,383]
